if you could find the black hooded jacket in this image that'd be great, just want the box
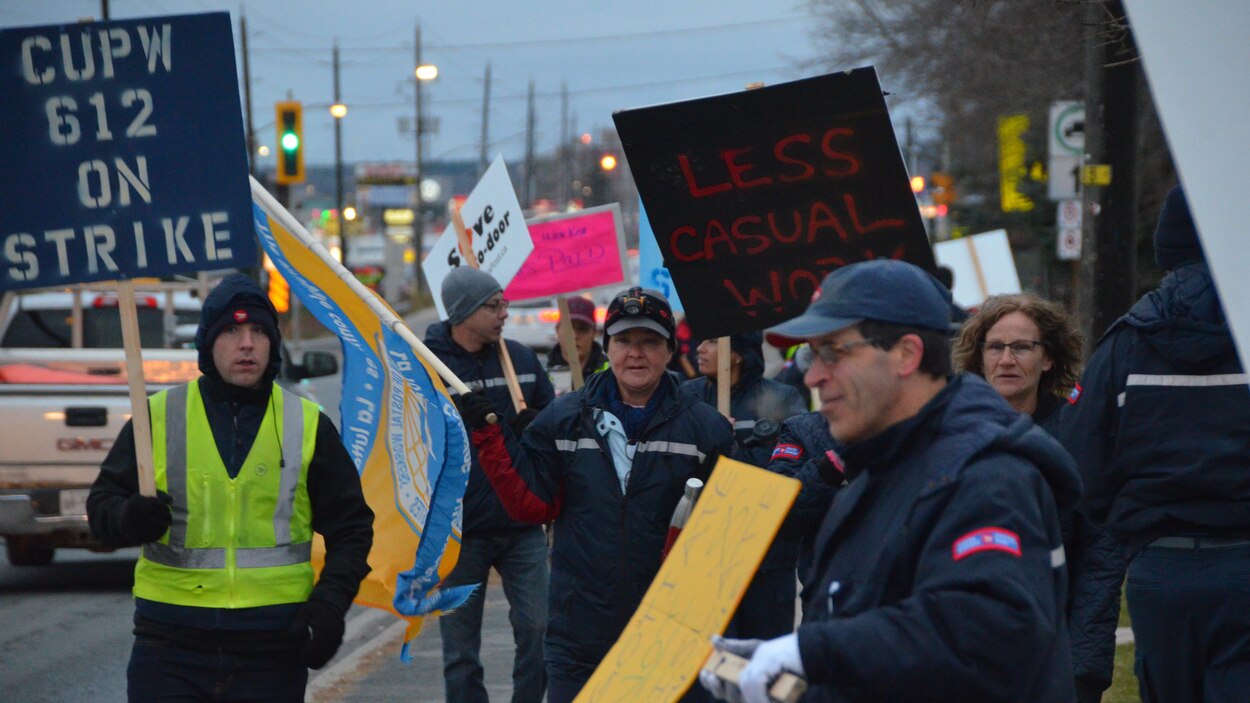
[87,275,373,649]
[1057,261,1250,552]
[679,336,807,469]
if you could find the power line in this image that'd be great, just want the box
[245,15,813,54]
[325,64,800,112]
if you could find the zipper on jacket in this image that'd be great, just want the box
[227,481,238,607]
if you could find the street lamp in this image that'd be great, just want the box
[414,23,438,296]
[332,41,348,267]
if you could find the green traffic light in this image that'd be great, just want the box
[281,131,300,152]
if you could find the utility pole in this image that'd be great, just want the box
[523,79,536,206]
[241,14,256,177]
[560,81,570,209]
[100,0,108,19]
[1081,0,1141,343]
[413,23,426,296]
[333,41,347,269]
[478,62,492,177]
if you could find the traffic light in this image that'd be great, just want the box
[275,101,304,185]
[931,171,958,207]
[267,268,290,314]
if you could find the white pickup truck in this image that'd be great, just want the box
[0,283,337,566]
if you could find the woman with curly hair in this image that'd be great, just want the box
[954,293,1083,427]
[955,293,1122,703]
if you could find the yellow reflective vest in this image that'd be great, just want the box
[133,381,319,608]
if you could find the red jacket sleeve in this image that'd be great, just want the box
[472,424,564,523]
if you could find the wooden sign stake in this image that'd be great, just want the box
[556,297,585,390]
[116,280,156,497]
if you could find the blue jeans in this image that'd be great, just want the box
[1127,541,1250,703]
[439,527,549,703]
[127,635,306,702]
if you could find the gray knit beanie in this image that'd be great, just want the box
[442,266,503,324]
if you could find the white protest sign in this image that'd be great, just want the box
[422,154,534,319]
[1125,0,1250,378]
[933,229,1022,309]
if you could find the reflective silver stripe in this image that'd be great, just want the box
[1126,373,1250,388]
[733,419,756,431]
[236,541,312,568]
[1120,373,1249,407]
[554,438,600,452]
[635,440,706,462]
[1051,545,1066,569]
[164,385,189,548]
[143,541,226,569]
[273,387,305,546]
[484,373,537,388]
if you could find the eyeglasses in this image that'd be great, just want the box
[810,338,879,367]
[983,340,1043,359]
[481,299,510,314]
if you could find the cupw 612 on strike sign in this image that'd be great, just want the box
[0,12,255,291]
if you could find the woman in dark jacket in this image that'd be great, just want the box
[954,293,1125,703]
[454,287,735,703]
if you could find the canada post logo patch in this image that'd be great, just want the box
[952,527,1022,561]
[771,443,804,461]
[1067,383,1083,405]
[232,309,250,323]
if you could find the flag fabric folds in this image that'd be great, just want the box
[252,195,474,660]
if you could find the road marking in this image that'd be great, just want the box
[306,607,407,702]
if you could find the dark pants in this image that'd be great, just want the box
[127,636,306,702]
[1127,541,1250,703]
[439,528,548,703]
[725,567,798,640]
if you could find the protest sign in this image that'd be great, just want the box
[504,203,627,303]
[637,199,684,313]
[614,67,934,340]
[933,229,1021,309]
[574,457,800,702]
[0,12,255,291]
[422,154,533,318]
[1125,0,1250,378]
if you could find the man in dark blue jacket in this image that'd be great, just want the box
[681,332,807,640]
[702,260,1079,703]
[1057,185,1250,703]
[424,266,555,703]
[454,286,735,703]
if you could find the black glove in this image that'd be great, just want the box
[510,407,541,436]
[119,491,172,544]
[815,450,847,486]
[454,390,496,430]
[288,599,345,669]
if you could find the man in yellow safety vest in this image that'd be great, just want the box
[88,273,373,702]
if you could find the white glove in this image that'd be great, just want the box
[739,633,804,703]
[699,636,761,702]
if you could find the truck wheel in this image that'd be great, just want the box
[5,537,55,566]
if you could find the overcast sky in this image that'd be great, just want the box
[5,0,832,167]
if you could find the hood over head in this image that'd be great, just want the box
[195,273,283,386]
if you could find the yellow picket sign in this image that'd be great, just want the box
[574,457,801,702]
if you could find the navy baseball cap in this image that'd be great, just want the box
[765,260,952,347]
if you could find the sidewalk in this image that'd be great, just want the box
[308,572,519,703]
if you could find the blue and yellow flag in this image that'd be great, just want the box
[252,193,474,659]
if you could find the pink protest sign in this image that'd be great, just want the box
[504,203,628,302]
